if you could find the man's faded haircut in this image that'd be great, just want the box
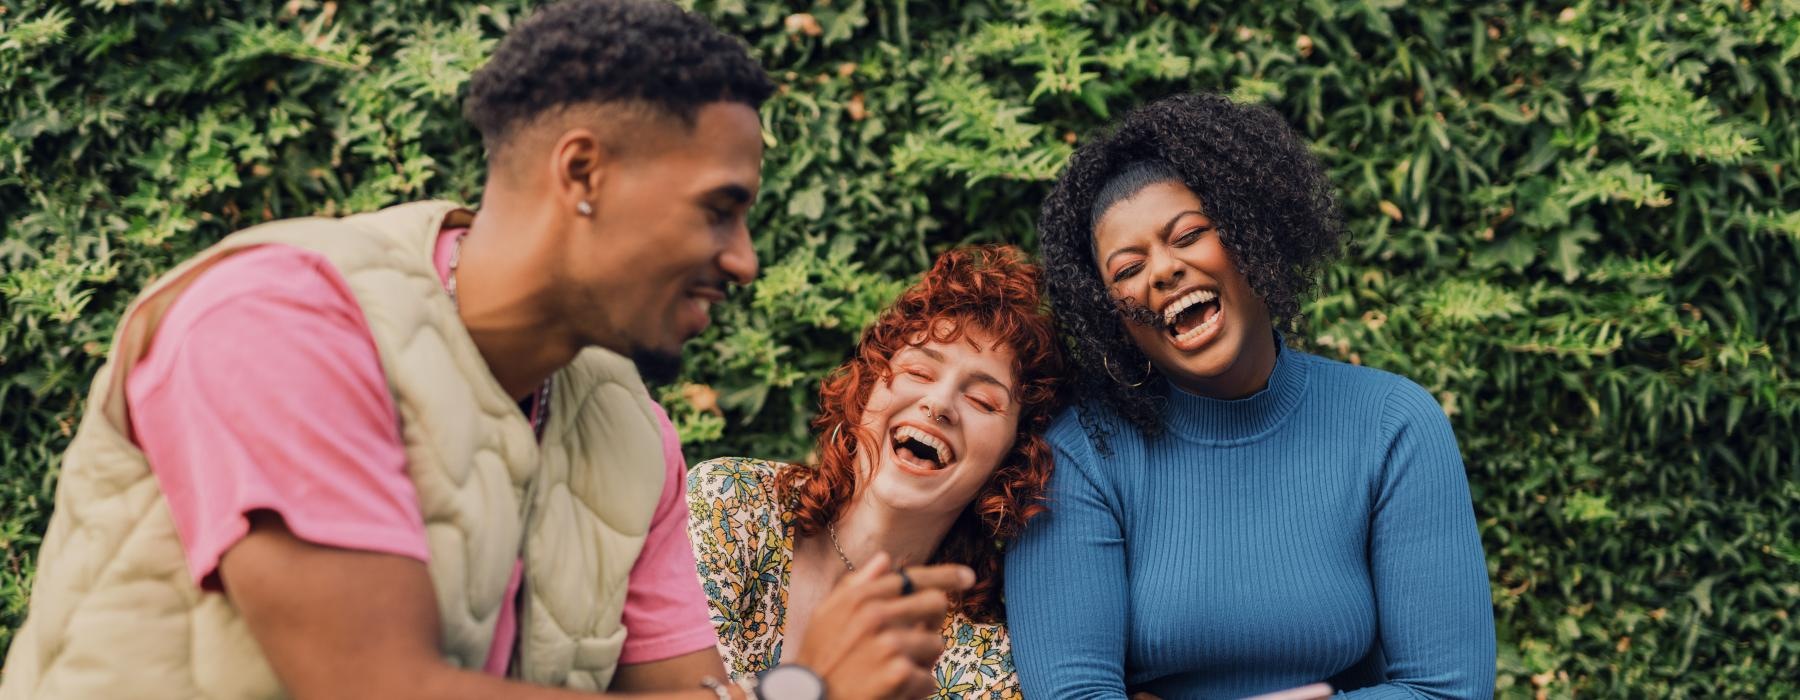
[461,0,775,153]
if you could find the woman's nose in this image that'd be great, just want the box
[918,395,955,426]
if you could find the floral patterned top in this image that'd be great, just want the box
[686,456,1022,700]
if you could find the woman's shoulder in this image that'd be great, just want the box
[1296,351,1448,428]
[687,456,788,498]
[1044,402,1134,459]
[687,456,797,527]
[945,614,1011,652]
[687,458,797,585]
[1292,348,1423,395]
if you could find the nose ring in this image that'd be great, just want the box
[922,404,947,423]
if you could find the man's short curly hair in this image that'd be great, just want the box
[1038,93,1345,444]
[462,0,774,151]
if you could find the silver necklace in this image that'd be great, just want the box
[826,524,856,572]
[449,231,551,435]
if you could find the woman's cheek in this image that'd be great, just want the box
[1124,322,1166,360]
[977,414,1022,465]
[861,385,898,419]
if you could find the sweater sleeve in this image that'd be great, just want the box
[1003,439,1130,700]
[1341,383,1496,699]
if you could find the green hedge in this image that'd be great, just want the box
[3,0,1797,695]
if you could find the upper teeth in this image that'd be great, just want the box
[895,425,953,464]
[1163,289,1217,325]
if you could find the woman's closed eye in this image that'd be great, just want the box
[1111,227,1210,283]
[1173,225,1210,246]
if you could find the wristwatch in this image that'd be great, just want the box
[755,664,825,700]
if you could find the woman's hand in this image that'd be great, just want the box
[791,552,975,699]
[1134,684,1331,700]
[1240,683,1334,700]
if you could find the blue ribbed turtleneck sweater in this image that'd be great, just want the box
[1004,346,1495,699]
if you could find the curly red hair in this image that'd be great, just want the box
[776,244,1065,623]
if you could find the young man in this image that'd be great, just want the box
[0,2,967,699]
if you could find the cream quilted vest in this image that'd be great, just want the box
[0,201,666,698]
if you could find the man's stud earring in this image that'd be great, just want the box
[576,201,593,216]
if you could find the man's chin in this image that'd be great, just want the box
[630,348,684,387]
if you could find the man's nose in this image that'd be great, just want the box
[719,221,758,286]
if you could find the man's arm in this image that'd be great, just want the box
[611,648,730,693]
[222,514,972,700]
[221,512,720,700]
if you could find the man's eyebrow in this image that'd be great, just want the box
[707,184,755,206]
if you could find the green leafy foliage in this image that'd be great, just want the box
[3,0,1797,695]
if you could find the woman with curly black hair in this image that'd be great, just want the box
[1004,93,1495,699]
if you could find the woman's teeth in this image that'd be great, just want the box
[1174,312,1219,343]
[1163,289,1217,326]
[894,425,953,466]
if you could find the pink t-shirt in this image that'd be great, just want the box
[124,228,717,674]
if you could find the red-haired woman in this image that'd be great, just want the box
[687,245,1064,699]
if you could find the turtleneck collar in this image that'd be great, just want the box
[1160,335,1310,445]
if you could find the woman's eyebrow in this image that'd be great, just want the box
[967,370,1013,396]
[1162,210,1204,235]
[1103,244,1145,271]
[897,346,942,363]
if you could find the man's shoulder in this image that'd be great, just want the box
[129,243,376,399]
[162,244,349,320]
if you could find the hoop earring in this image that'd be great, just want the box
[1103,355,1154,388]
[831,422,854,452]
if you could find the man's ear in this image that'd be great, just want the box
[551,127,609,215]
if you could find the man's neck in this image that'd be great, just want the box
[456,192,581,401]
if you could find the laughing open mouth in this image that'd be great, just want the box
[892,425,954,470]
[1163,288,1222,342]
